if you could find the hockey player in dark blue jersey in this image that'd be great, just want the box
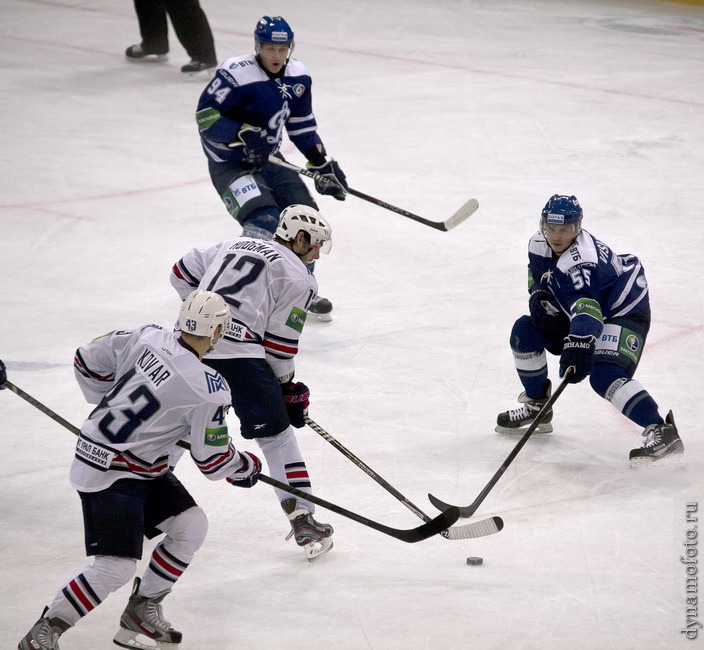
[195,15,347,321]
[496,194,684,466]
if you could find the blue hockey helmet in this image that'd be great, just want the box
[541,194,583,235]
[254,16,295,53]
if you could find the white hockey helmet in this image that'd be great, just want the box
[179,290,230,345]
[275,204,332,253]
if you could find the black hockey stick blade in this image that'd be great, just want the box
[5,380,459,544]
[427,368,574,518]
[304,416,501,541]
[259,474,460,543]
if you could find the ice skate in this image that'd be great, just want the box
[113,578,182,649]
[18,607,70,650]
[125,44,168,63]
[495,381,553,434]
[308,296,333,322]
[629,410,684,467]
[282,498,334,561]
[180,60,217,79]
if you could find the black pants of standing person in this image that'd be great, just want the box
[133,0,217,65]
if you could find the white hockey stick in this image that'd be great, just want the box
[267,155,479,232]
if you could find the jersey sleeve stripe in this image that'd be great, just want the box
[74,350,115,382]
[172,260,200,287]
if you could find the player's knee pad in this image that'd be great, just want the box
[242,207,279,239]
[161,506,208,555]
[91,555,137,592]
[510,315,544,353]
[511,314,565,356]
[590,363,629,398]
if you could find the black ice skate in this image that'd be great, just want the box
[495,381,553,434]
[125,44,168,63]
[18,607,70,650]
[113,578,182,650]
[282,498,334,561]
[181,59,218,79]
[308,296,333,322]
[629,410,684,467]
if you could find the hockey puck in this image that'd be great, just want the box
[466,557,483,566]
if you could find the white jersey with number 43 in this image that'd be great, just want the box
[170,237,317,380]
[72,325,242,492]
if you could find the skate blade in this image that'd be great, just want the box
[113,627,180,649]
[303,537,334,562]
[630,450,686,470]
[495,423,553,435]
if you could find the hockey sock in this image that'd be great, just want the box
[257,426,316,513]
[139,506,207,597]
[513,349,549,399]
[45,556,136,625]
[602,377,664,428]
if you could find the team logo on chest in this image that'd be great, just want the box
[276,80,292,99]
[540,270,554,285]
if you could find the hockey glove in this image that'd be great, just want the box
[227,451,262,488]
[0,359,7,389]
[281,381,310,428]
[559,334,596,384]
[308,159,348,201]
[529,288,570,335]
[236,125,276,166]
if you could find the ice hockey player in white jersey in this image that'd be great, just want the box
[171,204,335,561]
[195,15,347,321]
[496,195,684,466]
[18,291,262,650]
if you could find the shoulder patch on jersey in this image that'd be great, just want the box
[93,329,118,341]
[292,83,306,97]
[223,55,267,86]
[204,426,229,446]
[204,370,228,394]
[285,306,307,333]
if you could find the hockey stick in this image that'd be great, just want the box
[427,367,574,518]
[305,416,503,541]
[267,155,479,232]
[4,380,459,543]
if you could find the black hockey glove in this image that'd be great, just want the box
[236,125,276,166]
[0,359,7,389]
[308,159,348,201]
[529,288,570,335]
[227,451,262,488]
[559,334,596,383]
[281,380,310,428]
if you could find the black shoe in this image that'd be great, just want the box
[181,60,217,74]
[125,44,168,62]
[629,410,684,466]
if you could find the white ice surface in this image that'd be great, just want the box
[1,0,703,648]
